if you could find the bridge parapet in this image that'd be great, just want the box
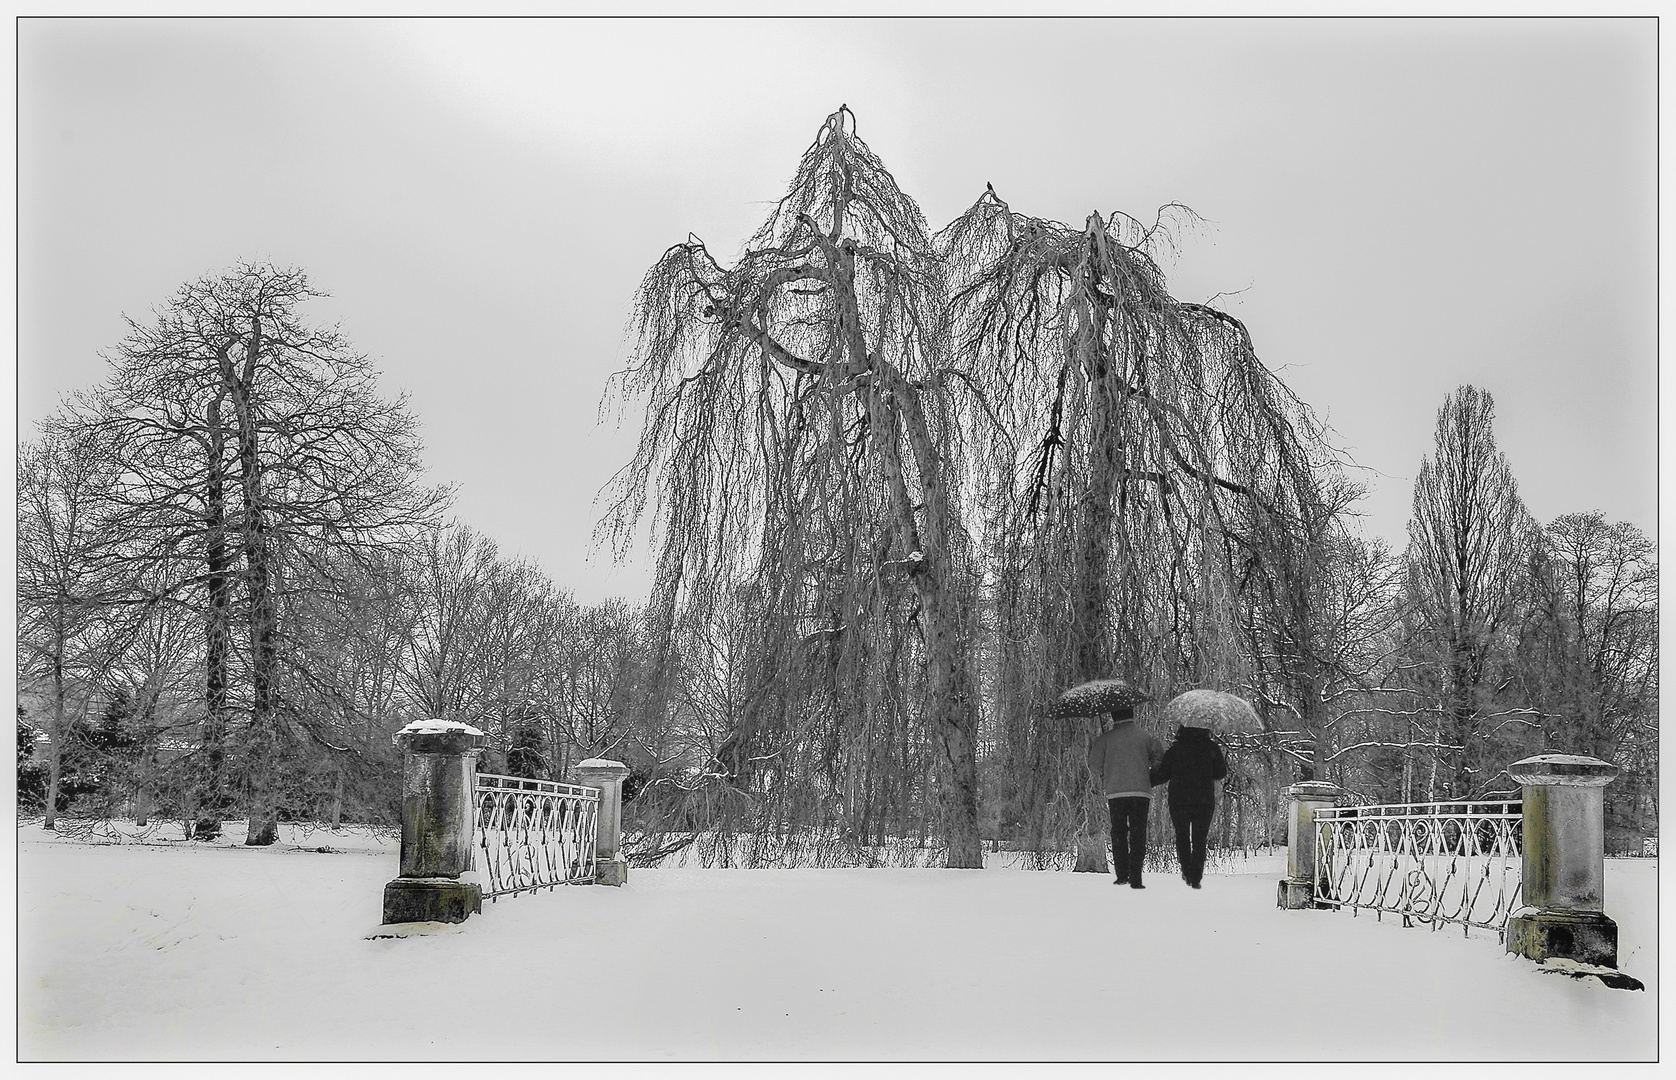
[1279,754,1639,986]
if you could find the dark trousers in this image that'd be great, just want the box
[1169,799,1215,885]
[1107,796,1150,884]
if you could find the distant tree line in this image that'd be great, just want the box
[18,113,1656,865]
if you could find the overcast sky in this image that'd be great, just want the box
[17,17,1657,606]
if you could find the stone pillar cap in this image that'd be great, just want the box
[572,759,630,783]
[1286,780,1343,800]
[1509,754,1620,787]
[393,718,485,754]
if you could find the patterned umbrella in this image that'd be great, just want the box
[1049,678,1149,719]
[1159,689,1261,734]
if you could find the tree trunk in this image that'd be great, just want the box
[873,372,983,869]
[1425,706,1441,803]
[195,390,233,842]
[224,321,282,847]
[1401,711,1415,804]
[1305,672,1328,779]
[44,656,64,830]
[134,749,151,828]
[1074,828,1106,873]
[1070,297,1118,874]
[1264,754,1278,846]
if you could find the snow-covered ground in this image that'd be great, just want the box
[17,820,1658,1061]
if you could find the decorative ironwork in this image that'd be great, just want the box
[475,773,600,899]
[1314,800,1523,939]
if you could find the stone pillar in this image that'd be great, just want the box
[1505,754,1622,967]
[570,758,630,886]
[1277,780,1342,909]
[381,720,486,925]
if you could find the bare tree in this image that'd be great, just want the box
[277,542,419,826]
[476,555,565,754]
[399,523,502,724]
[1519,512,1657,838]
[1239,476,1418,784]
[605,107,984,866]
[940,191,1339,866]
[551,597,644,763]
[95,564,202,827]
[1529,514,1657,756]
[1403,385,1538,799]
[17,423,121,827]
[79,262,445,841]
[67,340,240,836]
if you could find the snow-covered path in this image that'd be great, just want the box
[17,825,1658,1060]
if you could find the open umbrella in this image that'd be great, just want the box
[1159,689,1260,734]
[1049,678,1149,719]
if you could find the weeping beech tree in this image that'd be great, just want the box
[940,190,1339,867]
[605,108,985,868]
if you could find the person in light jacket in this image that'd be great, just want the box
[1150,725,1229,888]
[1087,707,1165,888]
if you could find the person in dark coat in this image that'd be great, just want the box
[1150,725,1228,888]
[1087,707,1165,889]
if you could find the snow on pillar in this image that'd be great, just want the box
[570,758,630,886]
[1277,780,1341,910]
[1505,754,1623,969]
[380,720,486,925]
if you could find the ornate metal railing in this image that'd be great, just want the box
[475,773,599,900]
[1314,799,1524,939]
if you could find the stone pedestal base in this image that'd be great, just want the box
[382,877,482,925]
[1506,909,1618,967]
[1277,878,1322,909]
[595,856,628,887]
